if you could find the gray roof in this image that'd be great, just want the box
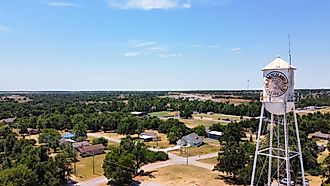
[177,133,204,146]
[312,132,330,139]
[72,141,90,148]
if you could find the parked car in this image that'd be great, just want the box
[296,178,309,186]
[280,178,294,186]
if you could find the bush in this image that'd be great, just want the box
[92,137,108,147]
[145,151,168,163]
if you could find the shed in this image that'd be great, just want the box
[208,131,223,140]
[27,128,39,135]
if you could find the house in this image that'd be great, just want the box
[72,141,90,149]
[139,132,161,142]
[176,133,204,147]
[27,128,39,135]
[131,111,147,116]
[208,131,223,140]
[0,118,15,124]
[62,133,75,139]
[77,144,105,157]
[311,132,330,140]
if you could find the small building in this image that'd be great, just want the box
[62,133,75,139]
[139,132,161,142]
[0,118,15,124]
[60,138,76,145]
[27,128,39,135]
[72,141,90,149]
[77,144,105,157]
[208,131,223,140]
[207,112,214,115]
[131,111,147,116]
[176,133,204,147]
[312,132,330,140]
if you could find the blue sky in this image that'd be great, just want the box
[0,0,329,90]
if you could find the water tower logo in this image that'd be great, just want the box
[264,71,289,97]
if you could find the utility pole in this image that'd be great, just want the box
[92,151,95,174]
[186,146,188,165]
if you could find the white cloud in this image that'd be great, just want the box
[230,48,242,54]
[159,53,182,58]
[48,2,76,7]
[0,25,11,32]
[137,41,156,47]
[190,44,220,48]
[123,52,140,57]
[108,0,192,10]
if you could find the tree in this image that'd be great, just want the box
[54,153,73,184]
[0,164,38,186]
[38,129,61,152]
[92,137,108,147]
[180,109,193,119]
[72,122,88,141]
[193,125,207,137]
[103,147,135,184]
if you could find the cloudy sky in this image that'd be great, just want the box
[0,0,329,90]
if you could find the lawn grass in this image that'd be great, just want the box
[197,157,218,165]
[135,164,226,186]
[318,149,329,164]
[170,143,219,157]
[74,154,106,182]
[149,111,178,117]
[193,113,248,121]
[179,118,220,129]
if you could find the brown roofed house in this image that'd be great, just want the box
[77,144,105,157]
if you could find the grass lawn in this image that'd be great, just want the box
[149,111,178,117]
[74,154,106,182]
[197,157,218,165]
[193,113,248,122]
[136,164,227,186]
[170,143,219,157]
[179,118,220,129]
[318,149,329,164]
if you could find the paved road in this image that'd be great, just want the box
[76,133,218,186]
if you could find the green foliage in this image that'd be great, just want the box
[180,109,193,119]
[219,122,246,145]
[0,164,38,186]
[92,137,108,147]
[38,129,61,152]
[193,125,207,137]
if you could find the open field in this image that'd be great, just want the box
[197,157,218,165]
[149,111,179,117]
[144,130,174,149]
[170,143,219,157]
[74,154,106,182]
[318,149,329,163]
[135,164,229,186]
[93,131,137,140]
[179,118,220,129]
[193,113,249,122]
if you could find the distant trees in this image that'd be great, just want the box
[193,125,207,137]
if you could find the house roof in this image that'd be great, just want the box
[139,132,157,139]
[182,133,204,144]
[209,131,223,136]
[79,144,105,154]
[312,132,330,139]
[262,57,296,71]
[72,141,90,148]
[0,118,15,123]
[62,133,75,138]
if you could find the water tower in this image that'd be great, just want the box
[250,57,306,186]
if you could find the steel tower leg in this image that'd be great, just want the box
[251,104,265,186]
[283,102,291,186]
[268,114,274,186]
[293,105,306,186]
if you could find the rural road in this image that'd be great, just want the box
[77,133,218,186]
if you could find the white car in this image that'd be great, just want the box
[280,178,294,186]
